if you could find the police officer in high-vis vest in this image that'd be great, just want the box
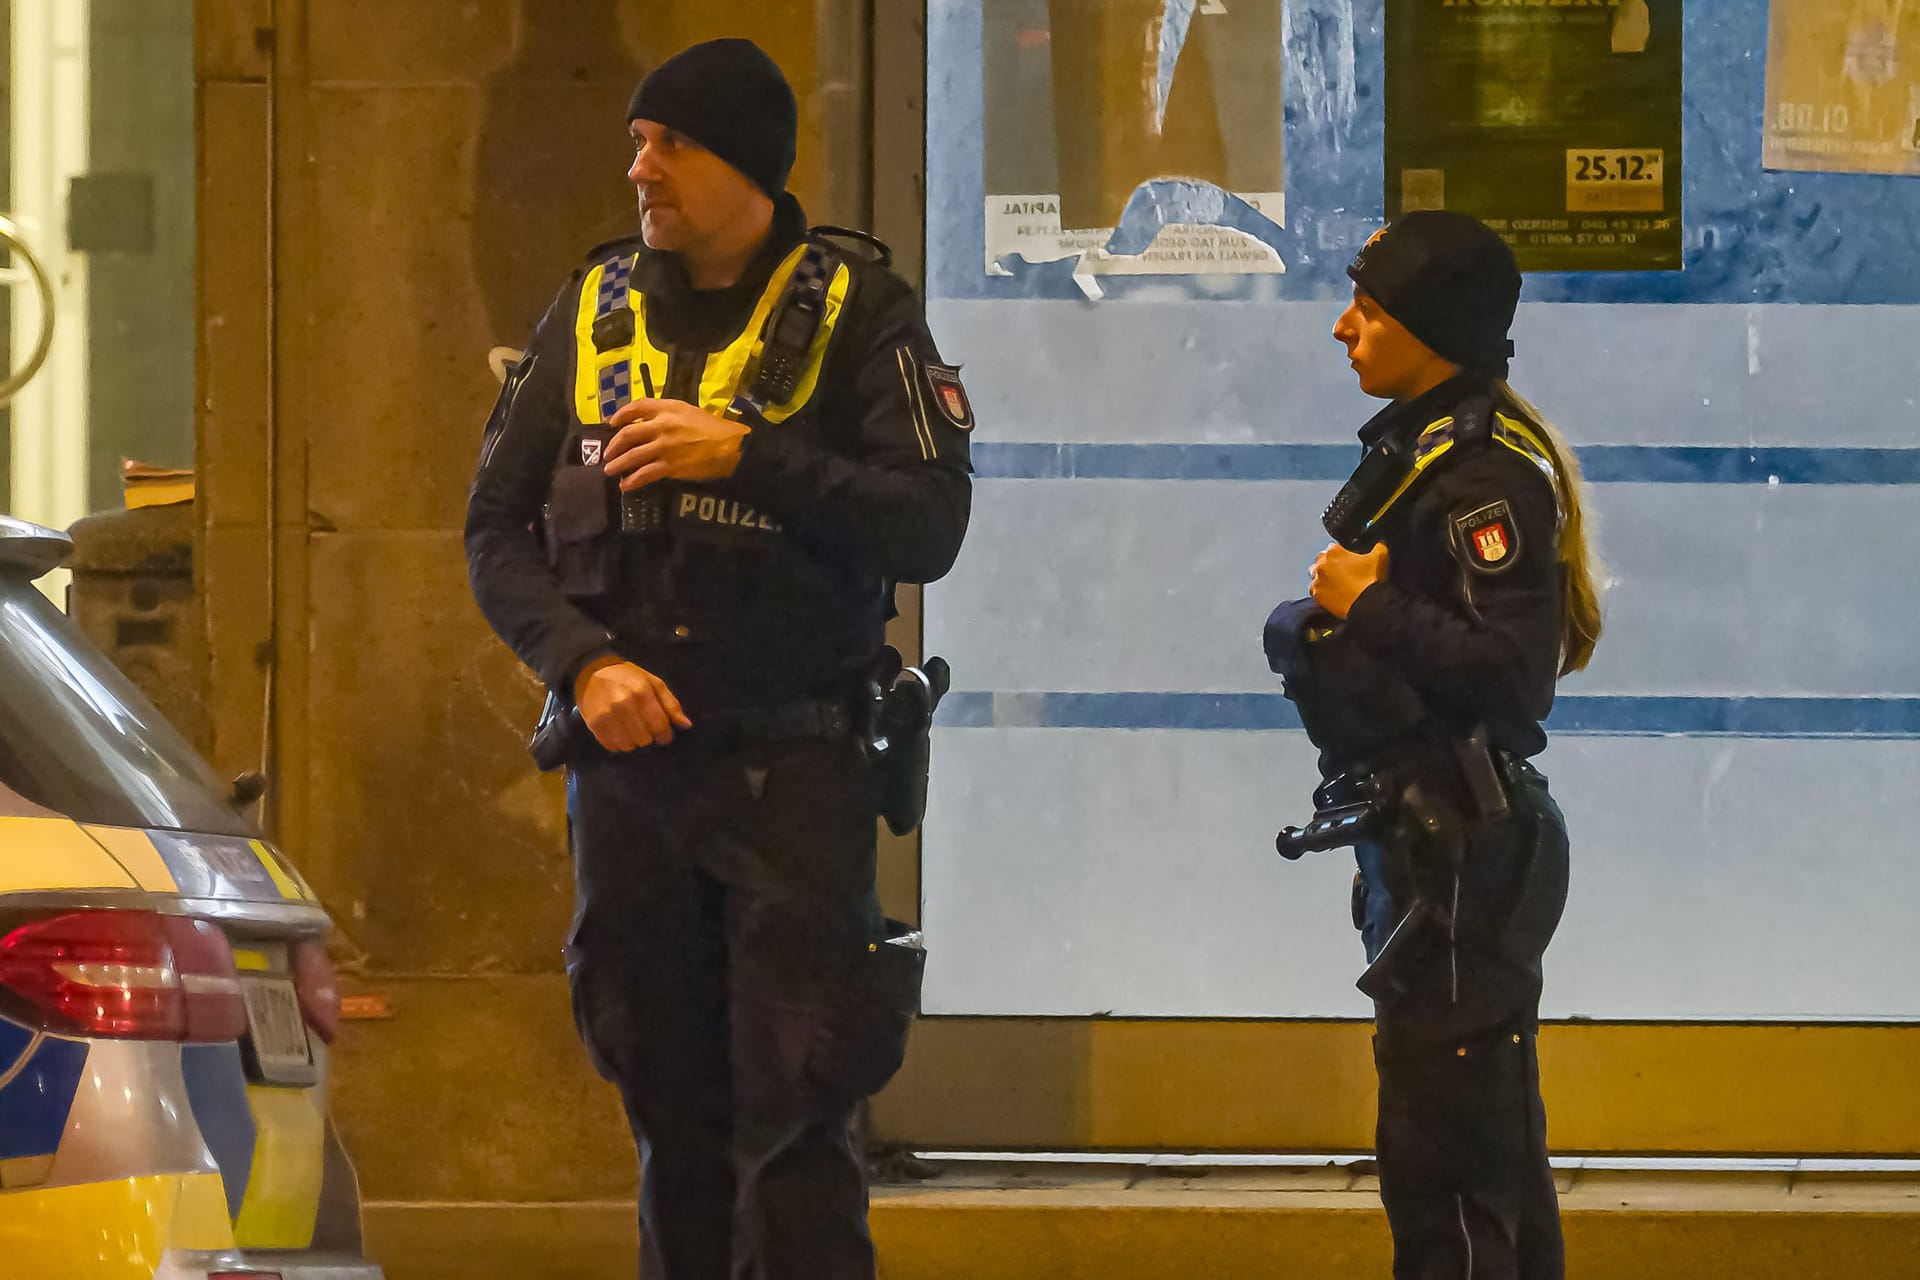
[465,40,972,1280]
[1265,212,1605,1280]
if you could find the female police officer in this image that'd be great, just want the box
[1265,211,1603,1280]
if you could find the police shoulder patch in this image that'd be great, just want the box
[923,361,974,431]
[1453,499,1520,573]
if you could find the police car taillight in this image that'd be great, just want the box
[0,910,247,1042]
[290,935,340,1044]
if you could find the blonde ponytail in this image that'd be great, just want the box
[1494,382,1605,675]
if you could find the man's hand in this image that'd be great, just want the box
[603,398,750,491]
[573,656,693,751]
[1310,541,1391,619]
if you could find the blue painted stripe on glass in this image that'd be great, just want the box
[1548,696,1920,738]
[939,691,995,728]
[973,443,1355,482]
[934,693,1920,739]
[971,443,1920,486]
[1578,447,1920,486]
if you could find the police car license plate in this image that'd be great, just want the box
[241,974,316,1086]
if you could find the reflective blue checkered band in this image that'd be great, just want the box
[598,361,632,421]
[789,242,833,290]
[596,254,634,318]
[1414,416,1459,463]
[595,254,638,421]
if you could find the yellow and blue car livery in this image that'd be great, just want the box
[0,515,382,1280]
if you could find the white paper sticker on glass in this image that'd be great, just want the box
[983,0,1286,284]
[1765,0,1920,176]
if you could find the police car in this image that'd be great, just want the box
[0,516,381,1278]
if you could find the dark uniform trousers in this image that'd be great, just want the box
[565,731,885,1280]
[1363,765,1571,1280]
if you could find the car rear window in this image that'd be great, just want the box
[0,571,254,837]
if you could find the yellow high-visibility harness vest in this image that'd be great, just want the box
[571,242,853,428]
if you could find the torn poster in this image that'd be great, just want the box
[1383,0,1684,273]
[983,0,1286,290]
[1764,0,1920,177]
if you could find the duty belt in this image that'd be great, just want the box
[1349,741,1531,798]
[693,698,857,750]
[528,693,857,771]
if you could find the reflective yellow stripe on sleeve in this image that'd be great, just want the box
[1492,412,1564,514]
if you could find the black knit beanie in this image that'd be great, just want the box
[1346,211,1522,378]
[627,39,797,200]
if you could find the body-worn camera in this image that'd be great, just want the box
[1322,437,1416,552]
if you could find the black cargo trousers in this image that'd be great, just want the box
[1364,763,1571,1280]
[564,727,888,1280]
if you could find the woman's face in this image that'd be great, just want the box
[1333,286,1449,401]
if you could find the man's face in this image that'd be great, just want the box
[1332,285,1444,401]
[627,119,761,251]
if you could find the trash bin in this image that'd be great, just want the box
[65,501,209,753]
